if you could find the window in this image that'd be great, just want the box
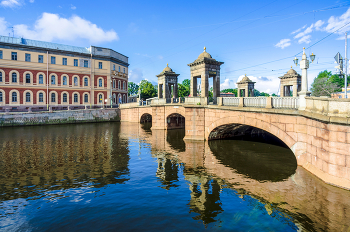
[74,77,78,86]
[74,59,78,67]
[51,75,56,85]
[118,81,121,89]
[63,76,67,85]
[123,82,125,90]
[99,79,102,87]
[84,60,89,68]
[99,94,102,103]
[74,94,78,103]
[39,93,44,102]
[25,53,31,62]
[113,64,115,70]
[0,92,2,102]
[98,62,102,69]
[0,50,2,59]
[113,80,116,88]
[84,77,88,86]
[26,92,31,102]
[62,58,67,65]
[12,73,17,83]
[84,94,88,103]
[123,68,125,73]
[0,72,2,82]
[51,56,56,64]
[123,95,126,103]
[39,74,43,84]
[12,92,17,102]
[26,74,31,84]
[119,66,120,72]
[51,93,56,103]
[63,93,67,103]
[38,55,43,63]
[11,52,17,60]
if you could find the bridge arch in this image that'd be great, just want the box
[166,113,185,130]
[206,116,297,153]
[140,113,152,123]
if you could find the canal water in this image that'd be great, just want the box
[0,122,350,231]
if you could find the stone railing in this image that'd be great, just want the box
[305,97,350,118]
[222,97,240,106]
[272,97,299,109]
[244,97,267,108]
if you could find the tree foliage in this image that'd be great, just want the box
[128,82,139,96]
[221,88,238,96]
[310,70,349,97]
[178,79,190,97]
[139,80,157,99]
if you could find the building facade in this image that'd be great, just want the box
[0,36,129,109]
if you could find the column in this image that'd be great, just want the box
[245,87,249,97]
[174,83,178,98]
[292,84,298,97]
[201,73,209,97]
[191,75,197,97]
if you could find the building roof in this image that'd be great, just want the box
[237,74,255,84]
[279,67,301,79]
[197,47,212,59]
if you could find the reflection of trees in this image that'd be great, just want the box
[0,123,130,201]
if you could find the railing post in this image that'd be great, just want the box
[218,97,223,106]
[239,97,244,107]
[266,97,272,109]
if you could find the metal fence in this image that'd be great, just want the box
[272,97,299,109]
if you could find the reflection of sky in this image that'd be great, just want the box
[0,124,302,231]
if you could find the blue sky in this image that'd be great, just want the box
[1,0,350,94]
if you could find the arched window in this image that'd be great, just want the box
[84,94,88,103]
[84,77,88,86]
[51,75,56,85]
[63,93,67,103]
[12,92,17,102]
[51,93,56,102]
[39,93,44,103]
[26,92,31,102]
[39,74,43,84]
[63,76,67,85]
[0,72,2,82]
[0,92,3,102]
[123,95,126,103]
[12,73,17,83]
[99,94,102,103]
[74,93,78,103]
[74,77,78,86]
[123,81,125,90]
[118,81,121,89]
[113,94,116,103]
[26,74,31,84]
[99,79,102,87]
[113,80,116,88]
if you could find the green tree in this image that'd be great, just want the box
[139,80,157,99]
[178,79,190,97]
[310,70,348,97]
[221,88,238,96]
[128,82,139,96]
[260,92,270,97]
[272,93,278,97]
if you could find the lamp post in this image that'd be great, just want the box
[293,47,316,110]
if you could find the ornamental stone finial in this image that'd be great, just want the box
[204,46,206,52]
[167,63,169,67]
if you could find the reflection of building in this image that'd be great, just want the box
[0,35,129,108]
[155,154,180,190]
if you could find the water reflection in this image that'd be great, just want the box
[209,140,297,182]
[0,123,130,202]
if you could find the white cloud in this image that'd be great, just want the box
[29,0,34,3]
[298,35,311,44]
[291,25,306,35]
[71,4,76,10]
[235,75,279,94]
[0,0,21,7]
[10,13,118,44]
[323,7,350,35]
[220,79,232,89]
[275,38,291,49]
[128,68,144,84]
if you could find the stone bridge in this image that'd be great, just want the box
[120,96,350,190]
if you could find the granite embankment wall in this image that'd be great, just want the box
[0,109,120,127]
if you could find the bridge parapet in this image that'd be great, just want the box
[305,97,350,118]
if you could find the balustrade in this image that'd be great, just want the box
[222,97,240,106]
[272,97,299,109]
[243,97,267,108]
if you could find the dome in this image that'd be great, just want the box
[162,63,173,73]
[287,67,297,75]
[197,46,212,59]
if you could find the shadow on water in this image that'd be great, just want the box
[209,140,297,182]
[166,129,186,152]
[0,123,130,201]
